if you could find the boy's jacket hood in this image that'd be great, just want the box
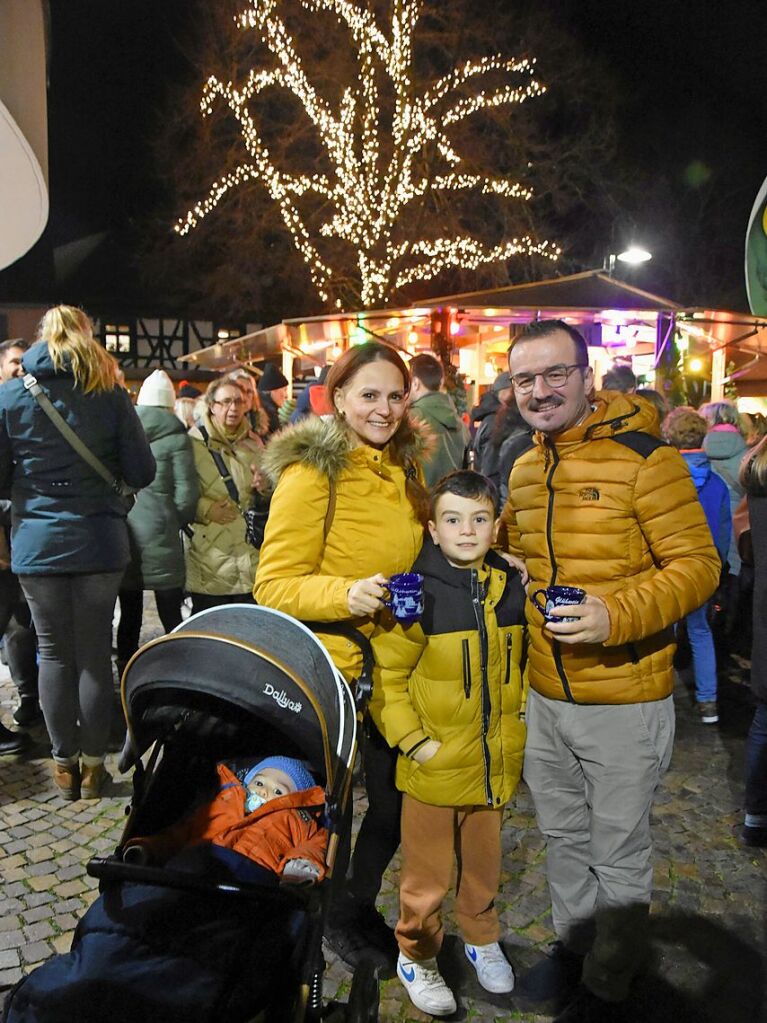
[260,413,433,489]
[682,449,714,492]
[414,538,510,591]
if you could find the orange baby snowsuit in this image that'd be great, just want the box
[126,763,328,880]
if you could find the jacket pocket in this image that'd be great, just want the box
[504,632,512,684]
[462,639,471,698]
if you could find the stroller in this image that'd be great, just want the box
[3,606,379,1023]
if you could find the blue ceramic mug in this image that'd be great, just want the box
[384,572,424,624]
[531,585,586,623]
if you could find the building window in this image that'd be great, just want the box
[104,325,131,353]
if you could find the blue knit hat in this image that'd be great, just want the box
[243,756,315,793]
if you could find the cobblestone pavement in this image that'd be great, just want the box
[1,604,765,1021]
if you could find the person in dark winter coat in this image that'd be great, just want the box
[408,354,467,486]
[740,438,767,847]
[257,362,289,436]
[663,408,731,724]
[0,306,155,800]
[116,371,199,674]
[470,371,513,476]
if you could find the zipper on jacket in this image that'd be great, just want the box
[471,570,494,806]
[462,639,471,698]
[504,632,512,684]
[544,441,576,704]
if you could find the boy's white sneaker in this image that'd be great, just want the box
[464,941,515,993]
[397,952,457,1016]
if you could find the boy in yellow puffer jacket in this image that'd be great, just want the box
[370,470,527,1017]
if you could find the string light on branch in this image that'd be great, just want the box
[175,0,560,306]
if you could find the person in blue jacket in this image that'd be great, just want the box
[663,407,731,724]
[0,306,155,800]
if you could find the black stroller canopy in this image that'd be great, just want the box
[121,605,355,792]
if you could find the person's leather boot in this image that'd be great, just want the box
[81,761,109,799]
[52,761,80,800]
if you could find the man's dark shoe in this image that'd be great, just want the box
[553,985,625,1022]
[742,824,767,848]
[323,917,394,976]
[0,722,28,755]
[354,902,398,960]
[324,901,397,977]
[13,697,42,727]
[517,941,584,1003]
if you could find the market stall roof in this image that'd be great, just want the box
[676,308,767,396]
[419,269,682,315]
[177,322,290,371]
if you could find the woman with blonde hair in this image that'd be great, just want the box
[0,305,155,800]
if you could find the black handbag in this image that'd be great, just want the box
[198,424,267,548]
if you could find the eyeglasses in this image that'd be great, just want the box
[511,363,587,394]
[213,397,246,408]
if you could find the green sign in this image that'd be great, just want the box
[746,174,767,315]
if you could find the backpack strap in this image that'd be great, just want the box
[609,431,667,459]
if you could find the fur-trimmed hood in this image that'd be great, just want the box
[260,414,434,490]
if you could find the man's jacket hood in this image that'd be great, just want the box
[411,391,464,433]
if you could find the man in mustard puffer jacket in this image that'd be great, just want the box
[501,320,721,1019]
[371,471,527,1017]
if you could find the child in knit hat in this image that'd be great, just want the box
[124,755,327,884]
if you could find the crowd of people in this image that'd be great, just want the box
[0,305,764,1021]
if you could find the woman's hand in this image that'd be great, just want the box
[208,498,239,525]
[347,573,389,616]
[412,739,441,765]
[498,551,528,585]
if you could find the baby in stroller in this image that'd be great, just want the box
[122,755,328,886]
[3,755,329,1023]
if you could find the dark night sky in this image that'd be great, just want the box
[2,0,765,314]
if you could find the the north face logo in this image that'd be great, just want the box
[579,487,600,501]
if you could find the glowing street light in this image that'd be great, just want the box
[616,246,653,265]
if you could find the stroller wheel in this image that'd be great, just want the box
[345,958,379,1022]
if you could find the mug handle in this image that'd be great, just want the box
[531,589,548,615]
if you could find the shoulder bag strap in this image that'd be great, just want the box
[23,373,132,496]
[714,463,744,498]
[323,477,336,541]
[197,423,242,505]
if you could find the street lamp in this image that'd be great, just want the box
[617,246,652,265]
[605,246,653,274]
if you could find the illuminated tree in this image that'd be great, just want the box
[173,0,560,308]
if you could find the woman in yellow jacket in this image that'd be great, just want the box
[186,378,263,613]
[255,341,430,974]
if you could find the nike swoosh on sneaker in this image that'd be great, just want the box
[400,964,416,982]
[466,946,478,962]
